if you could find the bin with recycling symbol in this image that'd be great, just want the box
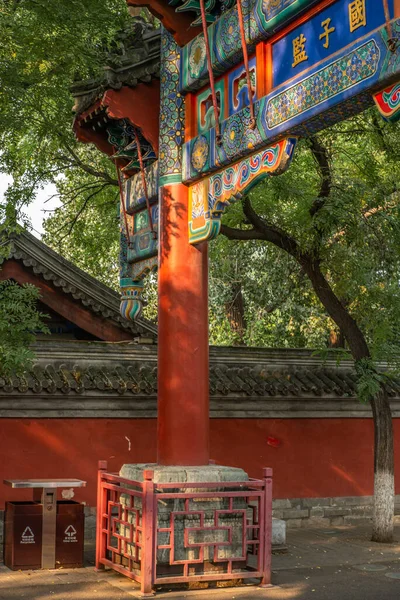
[3,479,86,570]
[55,501,84,568]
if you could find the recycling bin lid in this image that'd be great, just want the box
[4,479,86,488]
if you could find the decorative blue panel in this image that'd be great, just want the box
[183,18,400,183]
[228,55,257,116]
[272,0,395,88]
[125,162,158,214]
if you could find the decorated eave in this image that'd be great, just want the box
[0,230,157,339]
[72,27,160,117]
[72,22,161,168]
[126,0,201,45]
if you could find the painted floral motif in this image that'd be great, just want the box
[188,36,207,79]
[210,138,295,207]
[191,135,209,172]
[188,138,296,244]
[214,7,242,67]
[379,20,400,77]
[219,105,263,161]
[125,162,158,212]
[373,80,400,123]
[383,83,400,109]
[267,40,379,129]
[191,185,206,218]
[159,29,185,182]
[262,0,296,21]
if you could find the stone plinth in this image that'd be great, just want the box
[120,464,250,566]
[120,463,248,485]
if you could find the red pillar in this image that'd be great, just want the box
[157,183,209,465]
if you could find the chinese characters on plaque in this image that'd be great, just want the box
[292,0,366,68]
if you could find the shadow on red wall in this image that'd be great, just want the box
[0,418,398,507]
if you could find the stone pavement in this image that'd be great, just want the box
[0,524,399,599]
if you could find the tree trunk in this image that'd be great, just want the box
[224,282,246,345]
[220,211,395,542]
[370,387,395,543]
[300,259,395,542]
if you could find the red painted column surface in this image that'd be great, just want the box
[157,183,209,465]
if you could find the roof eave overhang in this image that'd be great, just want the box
[127,0,201,46]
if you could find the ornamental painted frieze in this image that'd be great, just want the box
[119,161,159,322]
[183,18,400,184]
[180,0,322,93]
[125,161,159,213]
[260,0,298,21]
[159,30,185,185]
[188,138,296,244]
[266,40,380,130]
[373,81,400,122]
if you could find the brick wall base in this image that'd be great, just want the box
[1,497,399,558]
[272,496,400,528]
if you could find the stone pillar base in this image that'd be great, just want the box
[120,463,248,485]
[120,463,251,580]
[96,461,272,593]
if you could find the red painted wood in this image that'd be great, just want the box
[141,470,155,595]
[0,259,133,342]
[74,82,160,159]
[73,120,114,157]
[261,468,273,587]
[95,461,107,571]
[157,184,209,466]
[103,83,160,155]
[126,0,201,46]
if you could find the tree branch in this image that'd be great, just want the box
[220,199,370,360]
[58,142,118,186]
[242,197,302,258]
[55,183,110,239]
[308,135,332,216]
[220,224,265,241]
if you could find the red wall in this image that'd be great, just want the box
[1,418,399,507]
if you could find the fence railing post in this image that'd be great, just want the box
[95,460,108,571]
[141,469,155,596]
[260,467,273,587]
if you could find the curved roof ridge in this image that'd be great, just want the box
[1,229,157,338]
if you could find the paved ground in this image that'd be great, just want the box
[1,524,399,599]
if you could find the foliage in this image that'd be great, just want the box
[2,1,400,365]
[220,111,400,366]
[0,0,131,231]
[42,180,121,290]
[209,234,332,347]
[0,279,49,376]
[354,358,386,404]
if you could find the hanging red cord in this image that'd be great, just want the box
[134,128,157,240]
[199,0,221,142]
[236,0,256,129]
[382,0,397,52]
[116,165,133,250]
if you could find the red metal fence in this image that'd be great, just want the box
[96,461,272,596]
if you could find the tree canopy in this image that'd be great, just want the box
[0,0,129,227]
[0,279,48,375]
[1,1,400,359]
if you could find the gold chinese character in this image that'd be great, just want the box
[292,34,308,68]
[319,17,336,49]
[349,0,366,33]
